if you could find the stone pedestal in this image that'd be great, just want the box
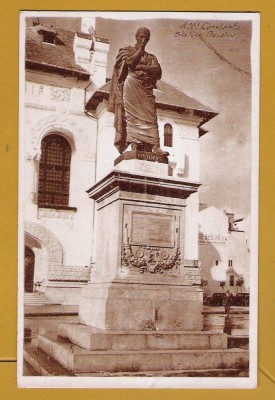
[80,282,202,331]
[26,158,249,376]
[79,158,203,331]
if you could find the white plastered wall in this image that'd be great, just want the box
[158,109,201,262]
[23,72,97,269]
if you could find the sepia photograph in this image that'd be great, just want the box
[18,11,259,388]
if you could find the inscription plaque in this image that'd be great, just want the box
[114,150,168,165]
[130,212,174,247]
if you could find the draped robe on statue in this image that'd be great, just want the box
[108,46,162,154]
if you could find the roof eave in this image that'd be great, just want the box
[86,90,218,124]
[26,59,90,81]
[157,102,218,122]
[86,90,109,110]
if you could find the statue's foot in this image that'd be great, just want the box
[152,147,169,156]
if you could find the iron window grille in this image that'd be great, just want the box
[38,134,72,208]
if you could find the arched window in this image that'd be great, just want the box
[38,134,72,207]
[164,124,173,147]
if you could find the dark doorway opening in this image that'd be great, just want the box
[24,246,35,292]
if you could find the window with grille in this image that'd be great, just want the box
[38,134,72,207]
[164,124,173,147]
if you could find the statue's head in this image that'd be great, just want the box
[136,27,151,38]
[135,27,151,45]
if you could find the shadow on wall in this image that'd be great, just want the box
[199,237,224,295]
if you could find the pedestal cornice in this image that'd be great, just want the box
[87,170,201,202]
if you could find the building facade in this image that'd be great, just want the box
[199,205,250,295]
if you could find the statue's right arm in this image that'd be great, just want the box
[125,47,144,68]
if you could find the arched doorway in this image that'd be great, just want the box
[24,246,35,292]
[24,221,63,280]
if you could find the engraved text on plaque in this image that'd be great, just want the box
[130,212,174,247]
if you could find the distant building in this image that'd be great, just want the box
[22,18,217,303]
[199,205,250,295]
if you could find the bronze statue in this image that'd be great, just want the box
[109,27,166,155]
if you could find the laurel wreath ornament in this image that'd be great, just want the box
[122,242,181,274]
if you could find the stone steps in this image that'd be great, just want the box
[36,333,249,375]
[24,292,60,306]
[57,323,228,351]
[24,304,78,316]
[23,345,74,376]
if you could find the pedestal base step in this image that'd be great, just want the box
[23,345,248,377]
[23,345,74,376]
[58,323,227,351]
[36,333,249,375]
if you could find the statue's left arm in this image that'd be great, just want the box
[135,55,162,81]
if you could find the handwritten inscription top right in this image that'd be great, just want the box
[174,21,240,39]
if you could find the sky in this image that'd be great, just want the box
[26,12,258,220]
